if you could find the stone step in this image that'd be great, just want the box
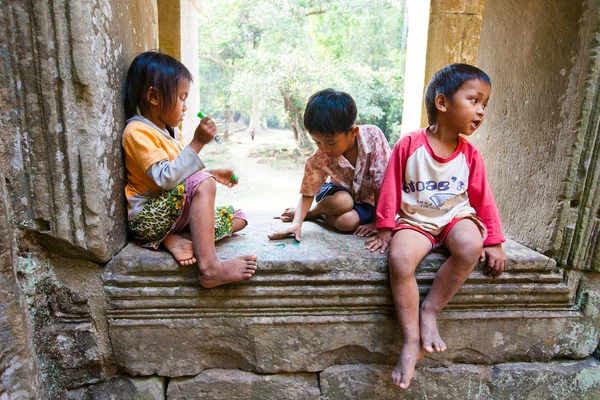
[103,212,599,377]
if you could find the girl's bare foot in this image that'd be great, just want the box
[198,255,258,288]
[163,233,197,266]
[420,309,447,353]
[280,208,295,222]
[392,341,424,389]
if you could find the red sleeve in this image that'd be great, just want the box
[376,135,411,230]
[464,143,506,246]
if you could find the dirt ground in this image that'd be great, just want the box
[200,128,312,214]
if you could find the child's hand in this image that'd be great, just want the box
[208,169,237,187]
[480,244,507,278]
[365,229,392,253]
[268,222,302,242]
[354,223,377,237]
[193,116,217,145]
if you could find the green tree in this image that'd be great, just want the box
[198,0,406,147]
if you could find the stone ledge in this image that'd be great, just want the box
[103,212,599,377]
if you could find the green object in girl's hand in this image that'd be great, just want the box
[231,174,238,184]
[197,111,204,118]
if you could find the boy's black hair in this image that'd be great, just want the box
[303,89,357,135]
[124,51,193,119]
[424,63,491,125]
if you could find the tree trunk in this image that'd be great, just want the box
[281,89,311,148]
[223,100,231,141]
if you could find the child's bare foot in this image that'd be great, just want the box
[198,255,258,288]
[419,308,447,353]
[280,208,295,222]
[392,341,424,389]
[163,233,197,266]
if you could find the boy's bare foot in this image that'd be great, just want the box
[198,255,258,288]
[420,309,447,353]
[392,341,425,389]
[163,233,197,266]
[280,208,295,222]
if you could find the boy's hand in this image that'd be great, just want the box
[480,244,507,278]
[193,116,217,145]
[268,222,302,242]
[207,169,237,187]
[365,228,392,253]
[354,223,377,237]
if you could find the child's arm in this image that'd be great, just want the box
[365,227,392,253]
[466,147,507,278]
[189,116,217,153]
[268,195,314,242]
[354,188,380,237]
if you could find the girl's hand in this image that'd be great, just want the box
[268,222,302,242]
[193,116,217,145]
[365,229,392,253]
[208,169,237,187]
[354,223,377,237]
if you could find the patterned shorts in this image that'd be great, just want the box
[129,172,242,250]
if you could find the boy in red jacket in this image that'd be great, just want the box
[366,64,507,389]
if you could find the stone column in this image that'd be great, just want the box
[158,0,202,141]
[420,0,486,127]
[400,0,431,134]
[0,0,158,263]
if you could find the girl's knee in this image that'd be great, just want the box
[192,175,216,196]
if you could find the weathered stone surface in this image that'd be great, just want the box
[17,255,109,398]
[103,213,594,376]
[0,172,46,397]
[321,363,491,399]
[167,369,319,400]
[67,376,165,400]
[488,358,600,399]
[474,0,590,255]
[0,0,158,262]
[320,359,600,399]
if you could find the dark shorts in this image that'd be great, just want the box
[315,183,375,225]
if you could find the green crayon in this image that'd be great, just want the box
[197,111,204,118]
[231,174,238,184]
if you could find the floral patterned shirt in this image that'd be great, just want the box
[300,125,391,206]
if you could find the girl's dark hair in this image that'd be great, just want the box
[303,89,357,136]
[124,51,193,119]
[424,63,491,125]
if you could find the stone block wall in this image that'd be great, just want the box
[0,0,159,397]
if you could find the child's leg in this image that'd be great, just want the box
[232,209,248,233]
[419,219,483,353]
[189,178,258,288]
[281,190,354,223]
[388,229,432,389]
[163,233,196,266]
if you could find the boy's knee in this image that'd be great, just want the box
[330,191,354,212]
[333,211,360,232]
[450,236,483,264]
[388,251,420,280]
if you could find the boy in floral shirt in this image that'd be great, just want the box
[269,89,391,241]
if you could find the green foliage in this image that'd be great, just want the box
[197,0,406,143]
